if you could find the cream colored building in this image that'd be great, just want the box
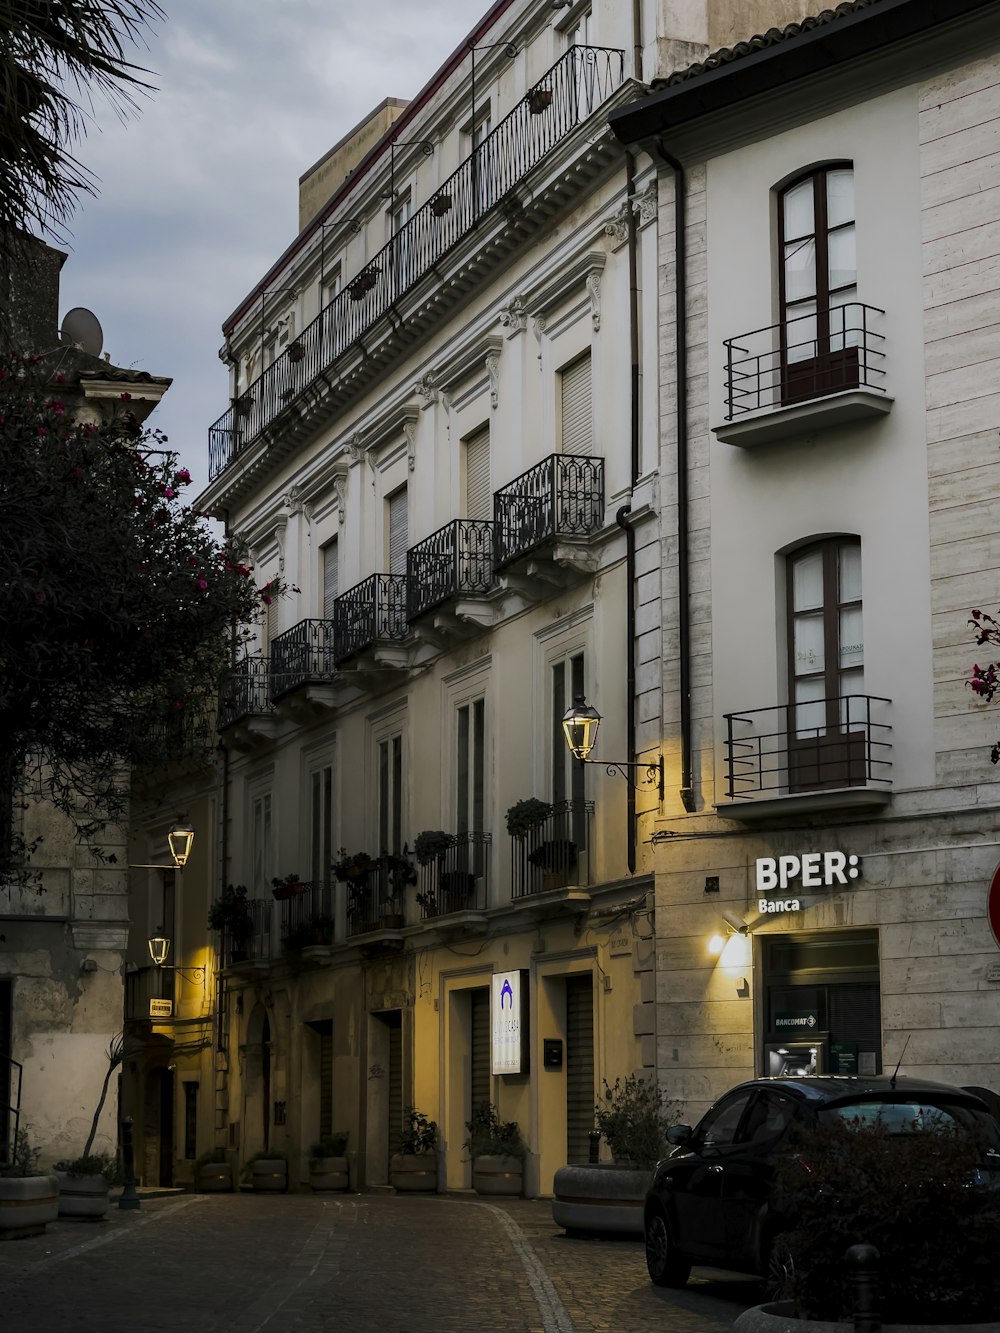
[121,1,826,1194]
[611,0,1000,1123]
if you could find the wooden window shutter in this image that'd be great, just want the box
[388,488,408,575]
[323,540,339,618]
[465,427,491,521]
[560,352,592,456]
[265,594,279,651]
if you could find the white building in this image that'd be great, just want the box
[611,0,1000,1120]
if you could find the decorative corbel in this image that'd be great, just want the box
[499,296,527,337]
[585,271,602,333]
[485,349,501,410]
[403,418,417,471]
[414,372,438,409]
[273,520,287,572]
[604,203,630,250]
[332,472,347,523]
[346,432,364,465]
[282,485,304,517]
[532,315,547,367]
[632,181,658,229]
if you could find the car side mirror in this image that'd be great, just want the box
[667,1124,693,1145]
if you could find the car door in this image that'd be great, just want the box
[668,1089,755,1263]
[721,1088,800,1271]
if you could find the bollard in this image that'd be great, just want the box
[588,1130,601,1165]
[845,1243,880,1333]
[118,1116,141,1211]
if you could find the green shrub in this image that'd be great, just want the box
[463,1103,527,1160]
[53,1151,118,1183]
[309,1133,349,1160]
[772,1116,1000,1322]
[397,1108,437,1155]
[1,1126,41,1178]
[594,1074,680,1170]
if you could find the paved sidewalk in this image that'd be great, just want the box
[0,1191,758,1332]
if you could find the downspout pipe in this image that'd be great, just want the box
[652,139,695,813]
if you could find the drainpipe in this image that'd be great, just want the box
[651,139,694,813]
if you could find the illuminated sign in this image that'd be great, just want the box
[491,970,528,1075]
[755,852,860,915]
[149,998,173,1018]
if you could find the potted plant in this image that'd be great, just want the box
[332,849,378,883]
[527,86,553,114]
[195,1147,233,1193]
[348,268,378,300]
[208,883,253,961]
[430,194,452,217]
[381,851,415,926]
[283,915,336,951]
[412,830,453,866]
[390,1108,438,1192]
[505,798,552,840]
[51,1032,127,1219]
[287,341,305,363]
[463,1103,527,1196]
[440,868,475,911]
[271,872,306,900]
[234,393,254,417]
[733,1118,1000,1331]
[415,890,438,918]
[308,1132,350,1192]
[244,1150,288,1193]
[0,1127,59,1239]
[553,1074,680,1236]
[527,837,577,889]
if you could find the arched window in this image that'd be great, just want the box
[779,165,858,403]
[786,537,865,790]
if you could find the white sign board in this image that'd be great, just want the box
[491,971,527,1075]
[755,851,861,915]
[149,997,173,1018]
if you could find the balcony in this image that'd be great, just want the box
[207,45,627,489]
[280,879,337,950]
[219,898,272,966]
[270,621,340,700]
[218,655,275,730]
[494,454,604,573]
[718,695,892,819]
[510,799,593,899]
[334,573,409,666]
[406,520,496,623]
[417,832,491,919]
[714,303,891,448]
[345,859,405,938]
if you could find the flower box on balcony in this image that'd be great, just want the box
[349,271,378,300]
[430,194,453,217]
[527,87,553,114]
[287,342,305,363]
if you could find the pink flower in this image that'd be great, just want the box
[197,578,208,590]
[54,373,65,384]
[173,700,184,712]
[38,426,46,437]
[51,401,64,415]
[163,487,176,499]
[175,468,191,485]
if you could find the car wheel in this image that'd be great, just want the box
[765,1236,795,1301]
[644,1208,691,1288]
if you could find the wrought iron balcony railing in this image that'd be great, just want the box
[280,879,337,949]
[722,695,892,801]
[218,655,275,730]
[270,621,339,699]
[208,45,626,482]
[219,898,271,966]
[510,799,593,898]
[344,858,406,937]
[417,832,490,918]
[406,520,496,620]
[495,454,604,568]
[334,573,409,663]
[723,303,887,420]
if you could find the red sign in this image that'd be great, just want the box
[989,861,1000,950]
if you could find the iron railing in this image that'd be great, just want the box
[219,899,271,965]
[722,695,892,800]
[510,799,593,898]
[345,858,406,937]
[417,832,491,918]
[495,453,604,567]
[723,303,886,420]
[280,879,337,949]
[1,1053,22,1167]
[208,45,626,481]
[334,573,409,663]
[407,520,496,620]
[218,655,274,729]
[132,707,215,764]
[270,621,339,699]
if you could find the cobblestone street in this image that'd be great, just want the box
[0,1193,760,1332]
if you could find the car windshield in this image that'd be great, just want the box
[819,1099,1000,1149]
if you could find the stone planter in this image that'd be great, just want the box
[733,1302,1000,1333]
[197,1161,233,1193]
[0,1174,59,1240]
[55,1171,110,1220]
[390,1153,437,1192]
[309,1156,349,1192]
[472,1154,523,1196]
[250,1158,288,1192]
[551,1162,651,1235]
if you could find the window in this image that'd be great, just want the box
[786,537,865,790]
[560,352,592,456]
[310,763,334,885]
[387,487,408,576]
[779,165,857,403]
[456,698,485,836]
[251,792,272,896]
[464,426,491,521]
[391,192,413,291]
[699,1091,754,1148]
[471,113,492,151]
[322,539,339,618]
[552,652,587,847]
[322,266,341,308]
[378,734,403,855]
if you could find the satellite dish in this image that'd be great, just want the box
[60,307,103,358]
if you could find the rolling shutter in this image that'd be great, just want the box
[323,541,339,618]
[387,1011,403,1155]
[565,974,595,1164]
[465,427,491,521]
[470,988,491,1113]
[561,352,592,456]
[388,489,408,576]
[317,1020,333,1140]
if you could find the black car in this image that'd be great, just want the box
[644,1074,1000,1287]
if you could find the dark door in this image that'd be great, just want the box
[158,1067,175,1187]
[565,975,594,1164]
[470,988,490,1114]
[386,1011,403,1157]
[0,979,12,1165]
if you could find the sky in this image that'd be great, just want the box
[55,0,479,494]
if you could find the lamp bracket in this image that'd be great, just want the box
[154,963,207,983]
[584,756,665,801]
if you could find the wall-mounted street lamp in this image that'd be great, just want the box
[130,820,195,871]
[147,932,206,983]
[469,40,518,215]
[561,694,665,800]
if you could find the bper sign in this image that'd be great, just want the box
[755,851,861,914]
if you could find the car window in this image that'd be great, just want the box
[820,1099,1000,1143]
[743,1091,798,1145]
[699,1091,754,1148]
